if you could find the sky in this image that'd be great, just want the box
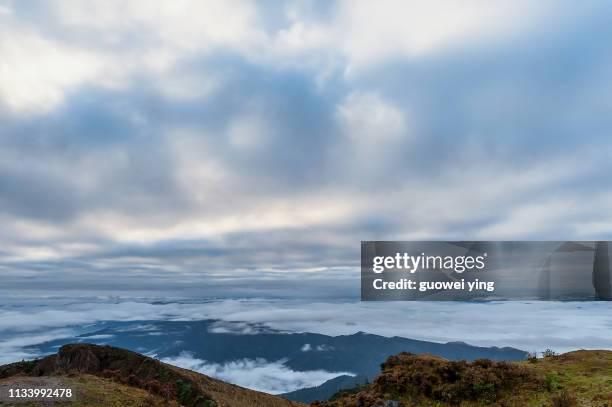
[1,0,612,296]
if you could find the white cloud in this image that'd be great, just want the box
[264,0,551,73]
[208,320,272,335]
[336,91,407,142]
[52,0,265,52]
[0,329,76,365]
[0,0,263,114]
[0,0,558,114]
[300,343,333,352]
[199,300,612,354]
[0,26,107,113]
[160,352,353,394]
[335,0,541,69]
[155,71,220,100]
[274,21,331,55]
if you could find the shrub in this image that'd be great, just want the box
[546,372,561,391]
[146,379,161,394]
[375,353,539,404]
[551,390,578,407]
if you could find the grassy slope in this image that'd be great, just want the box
[0,371,303,407]
[0,344,305,407]
[0,374,180,407]
[521,350,612,407]
[315,350,612,407]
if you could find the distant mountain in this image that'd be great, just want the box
[282,374,369,403]
[312,350,612,406]
[28,320,528,382]
[0,343,304,407]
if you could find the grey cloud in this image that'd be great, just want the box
[0,164,82,220]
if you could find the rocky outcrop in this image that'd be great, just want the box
[1,344,215,407]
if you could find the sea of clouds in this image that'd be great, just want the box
[1,297,611,363]
[160,352,353,394]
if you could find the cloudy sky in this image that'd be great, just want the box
[1,1,612,295]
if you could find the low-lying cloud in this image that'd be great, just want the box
[0,328,75,365]
[1,297,611,361]
[160,352,353,394]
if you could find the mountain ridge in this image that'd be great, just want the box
[29,320,528,381]
[281,374,369,403]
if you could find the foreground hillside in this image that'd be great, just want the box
[0,343,304,407]
[312,350,612,407]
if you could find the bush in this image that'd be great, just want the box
[551,390,578,407]
[374,353,539,404]
[546,372,561,391]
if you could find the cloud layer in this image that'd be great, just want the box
[1,298,611,359]
[160,352,353,394]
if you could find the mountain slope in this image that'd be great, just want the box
[0,343,304,407]
[281,374,369,403]
[312,350,612,406]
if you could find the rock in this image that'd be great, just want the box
[57,344,101,373]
